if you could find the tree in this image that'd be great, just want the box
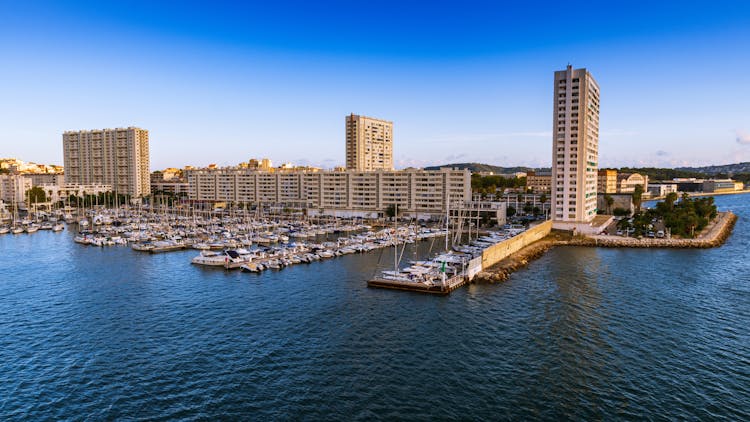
[523,202,533,215]
[604,194,614,215]
[26,186,47,204]
[632,184,644,213]
[507,206,516,218]
[539,193,549,219]
[664,192,678,210]
[613,207,630,217]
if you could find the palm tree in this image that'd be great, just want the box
[539,193,548,219]
[604,194,614,215]
[632,185,644,213]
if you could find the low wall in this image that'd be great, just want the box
[481,220,553,269]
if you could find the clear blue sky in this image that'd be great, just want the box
[1,1,749,170]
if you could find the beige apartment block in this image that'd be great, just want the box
[62,127,150,197]
[551,65,600,225]
[526,171,552,193]
[345,114,394,171]
[185,167,470,218]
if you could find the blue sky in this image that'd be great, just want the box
[1,1,749,170]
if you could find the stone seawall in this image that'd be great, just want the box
[480,220,552,270]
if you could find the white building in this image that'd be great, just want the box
[551,65,600,231]
[40,183,113,204]
[0,174,32,206]
[185,167,471,219]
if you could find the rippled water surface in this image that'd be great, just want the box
[1,195,749,420]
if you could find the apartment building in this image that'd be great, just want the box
[526,171,552,193]
[345,114,394,171]
[25,173,65,187]
[597,169,617,194]
[0,174,32,205]
[551,65,600,227]
[185,167,471,218]
[62,127,150,197]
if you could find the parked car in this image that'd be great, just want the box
[656,230,665,238]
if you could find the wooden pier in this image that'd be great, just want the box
[367,274,468,295]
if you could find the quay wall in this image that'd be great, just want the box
[481,220,552,269]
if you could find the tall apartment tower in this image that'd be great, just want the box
[551,65,600,225]
[63,127,151,197]
[345,114,393,171]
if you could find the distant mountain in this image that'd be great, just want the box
[675,162,750,175]
[423,162,547,174]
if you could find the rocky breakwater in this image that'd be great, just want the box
[473,232,571,284]
[577,211,737,249]
[474,212,737,284]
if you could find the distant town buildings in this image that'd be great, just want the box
[62,127,151,197]
[345,114,393,171]
[185,167,470,219]
[551,65,600,227]
[647,183,678,197]
[0,158,62,174]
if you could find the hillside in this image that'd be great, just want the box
[424,162,546,174]
[676,162,750,175]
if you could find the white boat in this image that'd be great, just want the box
[11,226,24,234]
[0,227,9,234]
[191,250,246,267]
[52,224,65,232]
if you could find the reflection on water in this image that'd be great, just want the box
[0,194,748,420]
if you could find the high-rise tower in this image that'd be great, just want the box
[551,65,600,225]
[63,127,151,197]
[345,114,393,171]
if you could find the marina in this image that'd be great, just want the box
[0,193,747,420]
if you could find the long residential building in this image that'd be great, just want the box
[551,65,600,227]
[185,167,471,218]
[62,127,150,197]
[345,114,394,171]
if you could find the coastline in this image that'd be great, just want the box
[649,189,750,201]
[474,211,737,283]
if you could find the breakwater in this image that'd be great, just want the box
[475,211,737,283]
[578,211,737,248]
